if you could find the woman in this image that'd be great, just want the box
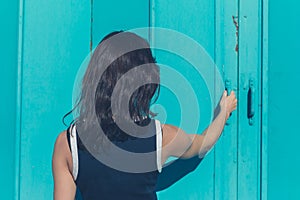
[52,31,237,200]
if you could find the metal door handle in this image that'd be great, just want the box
[247,79,255,125]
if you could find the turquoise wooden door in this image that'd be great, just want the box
[151,0,262,199]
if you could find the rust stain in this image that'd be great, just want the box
[232,16,239,52]
[90,0,94,52]
[90,40,93,52]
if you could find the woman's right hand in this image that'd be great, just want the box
[219,90,238,120]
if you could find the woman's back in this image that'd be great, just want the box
[66,119,162,200]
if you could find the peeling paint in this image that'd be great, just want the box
[232,16,239,52]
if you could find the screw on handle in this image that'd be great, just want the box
[247,79,255,125]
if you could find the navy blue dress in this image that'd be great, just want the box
[66,119,162,200]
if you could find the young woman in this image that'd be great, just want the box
[52,31,237,200]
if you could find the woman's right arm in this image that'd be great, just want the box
[162,90,237,162]
[52,131,76,200]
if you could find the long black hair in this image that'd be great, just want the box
[63,31,160,143]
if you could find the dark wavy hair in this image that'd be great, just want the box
[63,31,160,143]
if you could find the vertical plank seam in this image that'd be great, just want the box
[15,0,24,199]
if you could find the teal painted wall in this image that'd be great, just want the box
[268,0,300,199]
[0,0,19,199]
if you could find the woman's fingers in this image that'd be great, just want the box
[224,90,228,96]
[227,91,237,112]
[219,90,238,116]
[229,91,236,99]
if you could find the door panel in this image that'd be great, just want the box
[20,1,90,199]
[18,0,150,199]
[151,0,216,199]
[214,0,239,199]
[238,0,262,199]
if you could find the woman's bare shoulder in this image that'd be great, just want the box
[52,131,72,172]
[52,131,76,199]
[54,131,69,154]
[55,130,67,144]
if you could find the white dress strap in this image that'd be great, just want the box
[155,120,162,173]
[70,124,79,180]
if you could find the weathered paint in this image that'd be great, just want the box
[215,0,239,199]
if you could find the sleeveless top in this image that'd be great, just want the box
[66,119,163,200]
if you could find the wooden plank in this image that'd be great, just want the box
[151,0,215,199]
[0,0,19,199]
[19,1,90,199]
[238,0,262,199]
[15,0,24,199]
[261,0,268,199]
[214,0,239,199]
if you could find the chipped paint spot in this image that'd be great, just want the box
[232,16,239,52]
